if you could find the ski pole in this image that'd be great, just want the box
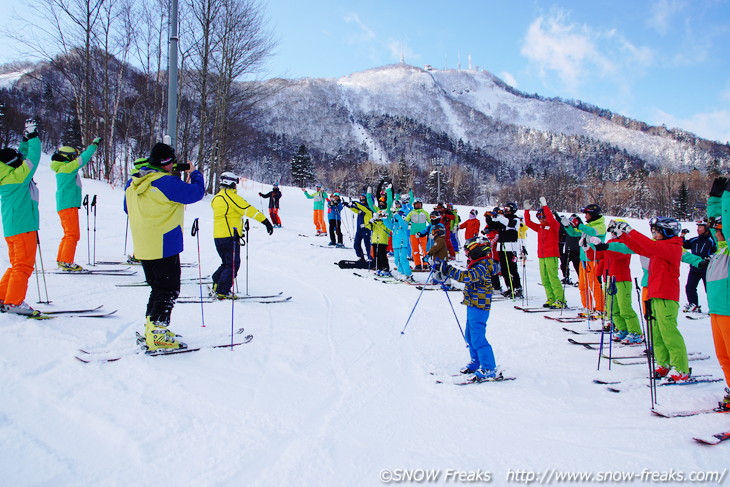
[124,214,129,256]
[91,195,97,266]
[400,267,436,335]
[35,231,50,304]
[635,278,657,408]
[191,218,205,327]
[440,277,467,343]
[521,245,528,306]
[230,227,239,347]
[83,194,90,265]
[244,219,250,296]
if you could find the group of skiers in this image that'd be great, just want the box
[304,181,730,401]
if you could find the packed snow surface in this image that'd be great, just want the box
[0,158,728,486]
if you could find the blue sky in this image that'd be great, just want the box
[2,0,729,143]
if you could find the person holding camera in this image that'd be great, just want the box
[0,119,42,317]
[50,137,101,272]
[124,142,205,351]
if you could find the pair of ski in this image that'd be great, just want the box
[567,338,645,352]
[27,305,117,320]
[514,305,576,313]
[95,259,197,268]
[431,371,516,385]
[116,276,213,287]
[177,292,291,304]
[650,406,730,445]
[48,267,137,276]
[76,327,253,363]
[601,376,722,393]
[310,243,351,249]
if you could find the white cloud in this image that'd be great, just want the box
[520,9,653,95]
[343,13,376,43]
[647,0,687,35]
[499,72,518,88]
[653,108,730,143]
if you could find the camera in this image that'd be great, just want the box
[173,162,191,171]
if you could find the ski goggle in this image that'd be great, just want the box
[708,217,723,230]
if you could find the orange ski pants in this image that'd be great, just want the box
[313,209,326,233]
[710,314,730,388]
[578,261,604,312]
[0,231,37,306]
[56,207,80,264]
[410,235,427,267]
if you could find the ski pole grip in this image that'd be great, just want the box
[91,194,97,207]
[191,218,199,237]
[83,194,89,208]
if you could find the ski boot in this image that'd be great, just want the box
[550,300,568,309]
[621,333,644,345]
[460,361,479,374]
[58,261,84,272]
[3,301,43,318]
[654,366,670,379]
[472,368,498,382]
[718,388,730,411]
[612,330,628,342]
[667,367,690,383]
[145,318,186,352]
[542,299,554,309]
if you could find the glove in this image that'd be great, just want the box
[710,177,727,197]
[416,231,426,238]
[369,217,379,224]
[559,215,571,227]
[579,235,590,251]
[612,221,632,237]
[23,119,38,139]
[589,236,602,245]
[698,258,710,270]
[92,137,103,145]
[594,243,609,251]
[680,229,689,236]
[569,216,581,228]
[539,196,547,207]
[523,200,532,210]
[434,259,450,276]
[262,219,274,235]
[607,220,617,234]
[367,186,372,194]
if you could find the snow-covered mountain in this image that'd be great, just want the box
[0,158,728,485]
[253,64,729,173]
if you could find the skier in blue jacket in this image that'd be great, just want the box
[386,204,414,282]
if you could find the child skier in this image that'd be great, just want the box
[50,138,101,271]
[459,209,481,241]
[387,204,414,281]
[434,237,497,381]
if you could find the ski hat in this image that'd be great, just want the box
[149,142,176,167]
[219,171,238,188]
[133,157,149,170]
[0,147,23,168]
[273,182,279,187]
[469,209,478,219]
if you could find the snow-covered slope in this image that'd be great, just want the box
[257,64,725,169]
[0,161,728,486]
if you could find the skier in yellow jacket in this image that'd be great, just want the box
[211,172,273,299]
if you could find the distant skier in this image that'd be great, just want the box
[326,193,345,247]
[524,197,565,309]
[302,184,328,235]
[259,183,282,228]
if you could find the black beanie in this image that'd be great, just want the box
[149,143,176,166]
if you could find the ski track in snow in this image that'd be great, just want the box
[0,162,728,485]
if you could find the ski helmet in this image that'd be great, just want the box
[377,209,389,219]
[580,204,602,220]
[464,237,491,260]
[431,223,446,237]
[220,171,239,188]
[503,202,518,214]
[400,194,409,203]
[430,210,442,222]
[649,217,681,239]
[413,198,423,208]
[536,208,545,219]
[56,145,80,161]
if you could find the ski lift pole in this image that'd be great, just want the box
[191,218,205,327]
[83,194,90,265]
[91,195,97,265]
